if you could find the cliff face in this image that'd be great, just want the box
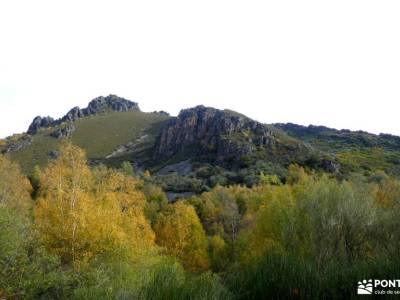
[153,106,275,162]
[27,95,140,134]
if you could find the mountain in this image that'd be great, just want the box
[1,95,400,198]
[275,123,400,176]
[27,95,141,134]
[1,95,171,175]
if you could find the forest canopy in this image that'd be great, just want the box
[1,142,400,299]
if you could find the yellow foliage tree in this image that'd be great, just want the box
[154,202,209,273]
[0,155,32,214]
[35,143,155,266]
[286,164,309,185]
[92,166,155,249]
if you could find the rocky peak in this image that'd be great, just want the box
[153,105,274,161]
[83,95,140,115]
[27,116,55,134]
[153,110,170,116]
[27,95,140,134]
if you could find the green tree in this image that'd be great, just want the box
[120,161,134,177]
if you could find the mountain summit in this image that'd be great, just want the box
[27,95,140,134]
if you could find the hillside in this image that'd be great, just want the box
[2,95,400,198]
[0,96,171,174]
[275,123,400,176]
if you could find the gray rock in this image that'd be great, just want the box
[27,116,55,134]
[321,159,340,173]
[4,135,33,153]
[61,107,84,122]
[27,95,140,135]
[50,123,76,139]
[153,106,274,161]
[166,191,196,202]
[48,150,60,159]
[82,95,140,115]
[153,110,170,116]
[156,160,193,176]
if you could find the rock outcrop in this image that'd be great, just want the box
[3,135,33,153]
[153,106,274,161]
[27,95,140,135]
[153,110,170,116]
[82,95,140,115]
[50,123,76,139]
[27,116,55,134]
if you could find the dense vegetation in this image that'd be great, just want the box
[2,142,400,299]
[276,123,400,177]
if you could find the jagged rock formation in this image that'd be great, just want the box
[50,123,76,139]
[61,107,84,123]
[153,105,275,161]
[27,95,140,134]
[27,116,55,134]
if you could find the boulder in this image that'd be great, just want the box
[48,150,60,159]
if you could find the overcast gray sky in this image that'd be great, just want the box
[1,0,399,138]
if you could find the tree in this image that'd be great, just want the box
[35,143,97,265]
[0,155,32,215]
[154,202,209,272]
[286,164,309,185]
[143,184,169,225]
[191,186,241,243]
[120,161,134,177]
[92,165,156,250]
[35,143,155,266]
[30,165,42,198]
[209,235,228,272]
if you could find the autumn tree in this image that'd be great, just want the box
[0,155,32,214]
[209,235,228,272]
[154,202,209,272]
[286,164,309,185]
[35,143,155,266]
[92,165,155,250]
[35,143,97,264]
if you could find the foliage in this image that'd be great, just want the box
[35,143,154,266]
[0,155,33,214]
[120,161,134,177]
[154,202,210,273]
[4,142,400,298]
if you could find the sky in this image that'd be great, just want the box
[0,0,399,138]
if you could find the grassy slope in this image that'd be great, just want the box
[8,111,171,175]
[275,124,400,176]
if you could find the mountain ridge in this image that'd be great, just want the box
[2,95,400,196]
[27,95,140,134]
